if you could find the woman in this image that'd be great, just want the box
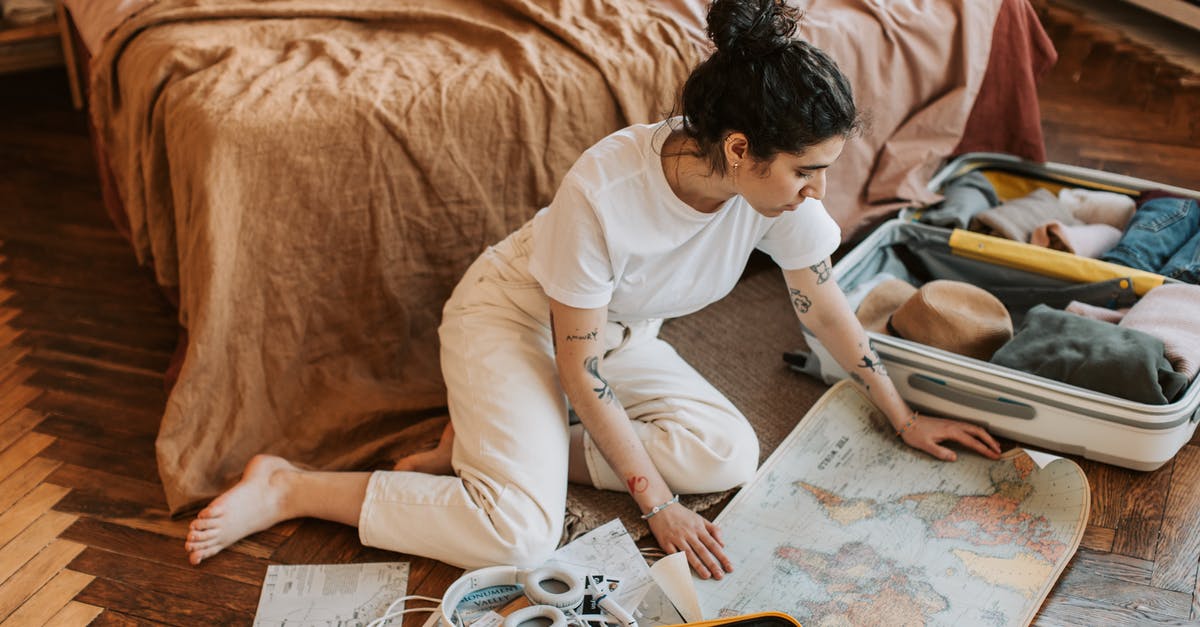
[185,0,1001,579]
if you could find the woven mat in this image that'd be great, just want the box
[561,260,830,544]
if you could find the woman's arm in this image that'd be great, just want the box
[549,298,732,579]
[783,261,1001,461]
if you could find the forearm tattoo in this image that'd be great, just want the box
[849,371,869,391]
[856,341,887,376]
[626,475,649,494]
[584,356,615,403]
[789,288,812,315]
[810,260,831,284]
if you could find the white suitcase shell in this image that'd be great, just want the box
[790,154,1200,471]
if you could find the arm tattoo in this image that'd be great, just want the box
[550,310,558,353]
[789,287,812,314]
[584,356,615,403]
[849,371,870,391]
[856,341,887,375]
[626,476,649,494]
[810,260,831,284]
[566,328,599,342]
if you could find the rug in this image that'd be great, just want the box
[562,258,830,543]
[695,380,1089,626]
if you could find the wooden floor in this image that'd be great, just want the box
[2,3,1200,625]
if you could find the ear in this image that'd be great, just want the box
[724,132,749,165]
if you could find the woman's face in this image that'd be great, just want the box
[737,135,846,218]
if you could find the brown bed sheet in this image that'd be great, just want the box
[91,0,700,514]
[89,0,1051,514]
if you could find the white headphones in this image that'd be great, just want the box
[438,564,587,627]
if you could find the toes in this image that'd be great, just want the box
[195,545,222,562]
[185,538,220,553]
[188,528,218,542]
[187,544,221,566]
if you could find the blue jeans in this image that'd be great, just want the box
[1102,197,1200,284]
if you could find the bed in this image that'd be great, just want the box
[65,0,1056,516]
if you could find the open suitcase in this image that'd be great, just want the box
[787,153,1200,471]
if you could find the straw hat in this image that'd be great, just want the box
[855,279,1014,361]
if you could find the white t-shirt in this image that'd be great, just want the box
[528,120,841,322]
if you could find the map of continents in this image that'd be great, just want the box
[695,381,1089,627]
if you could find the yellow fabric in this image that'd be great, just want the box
[979,169,1139,202]
[949,229,1166,296]
[981,170,1066,202]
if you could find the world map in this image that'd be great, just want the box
[694,381,1089,626]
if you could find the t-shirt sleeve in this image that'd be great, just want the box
[756,199,842,270]
[528,176,615,309]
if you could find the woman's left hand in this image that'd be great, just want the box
[900,414,1002,462]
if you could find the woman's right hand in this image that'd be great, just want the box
[900,413,1002,462]
[646,503,732,580]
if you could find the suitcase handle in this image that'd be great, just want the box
[908,374,1036,420]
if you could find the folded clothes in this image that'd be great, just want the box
[1058,188,1136,229]
[920,171,1000,229]
[1064,300,1129,324]
[972,188,1078,242]
[1029,220,1123,258]
[1119,283,1200,381]
[991,304,1188,405]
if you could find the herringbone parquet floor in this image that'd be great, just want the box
[0,252,101,625]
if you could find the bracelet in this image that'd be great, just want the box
[896,411,919,437]
[640,494,680,520]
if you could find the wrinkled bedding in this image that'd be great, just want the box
[89,0,1031,513]
[63,0,153,54]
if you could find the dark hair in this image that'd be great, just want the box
[679,0,862,174]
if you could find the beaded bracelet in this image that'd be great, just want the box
[896,411,920,437]
[640,494,680,520]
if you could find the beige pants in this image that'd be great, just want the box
[358,222,759,569]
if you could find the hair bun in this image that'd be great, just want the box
[707,0,800,60]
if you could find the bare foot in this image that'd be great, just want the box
[393,421,455,474]
[185,455,299,565]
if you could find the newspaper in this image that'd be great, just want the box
[253,561,410,626]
